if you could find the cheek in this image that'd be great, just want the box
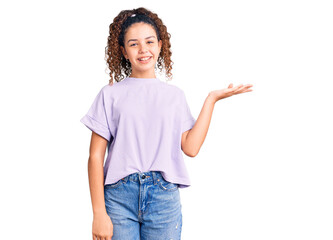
[153,48,160,56]
[128,52,137,59]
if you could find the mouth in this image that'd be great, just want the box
[138,56,152,63]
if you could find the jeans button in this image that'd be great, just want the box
[142,174,146,179]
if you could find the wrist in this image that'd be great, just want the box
[93,208,107,216]
[207,92,217,104]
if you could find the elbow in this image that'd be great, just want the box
[185,149,198,158]
[183,149,197,158]
[183,142,200,157]
[182,144,198,157]
[191,150,199,157]
[182,135,200,157]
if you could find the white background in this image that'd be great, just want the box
[1,0,332,239]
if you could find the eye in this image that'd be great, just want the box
[147,41,154,44]
[130,43,137,47]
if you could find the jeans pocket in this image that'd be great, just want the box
[158,177,179,192]
[104,179,124,190]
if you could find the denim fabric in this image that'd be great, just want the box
[104,171,182,240]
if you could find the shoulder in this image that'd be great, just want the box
[159,81,185,96]
[100,80,126,95]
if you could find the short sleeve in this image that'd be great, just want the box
[181,90,196,133]
[80,87,112,141]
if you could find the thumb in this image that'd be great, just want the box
[228,83,233,88]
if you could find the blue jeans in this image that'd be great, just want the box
[104,171,182,240]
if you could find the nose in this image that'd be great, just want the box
[139,45,148,53]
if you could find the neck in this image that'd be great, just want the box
[129,74,157,78]
[129,70,156,79]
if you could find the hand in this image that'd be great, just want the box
[92,212,114,240]
[209,83,253,102]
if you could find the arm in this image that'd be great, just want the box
[88,132,114,239]
[88,132,108,215]
[181,94,216,157]
[181,83,253,157]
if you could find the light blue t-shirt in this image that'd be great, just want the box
[80,77,196,188]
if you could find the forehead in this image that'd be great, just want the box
[124,22,157,39]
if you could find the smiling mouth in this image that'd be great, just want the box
[138,56,152,63]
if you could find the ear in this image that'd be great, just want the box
[120,46,128,59]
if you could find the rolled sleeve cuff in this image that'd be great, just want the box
[182,117,196,133]
[80,115,111,141]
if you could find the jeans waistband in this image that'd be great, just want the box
[122,171,163,185]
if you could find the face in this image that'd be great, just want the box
[120,22,162,78]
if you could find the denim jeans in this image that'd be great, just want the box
[104,171,182,240]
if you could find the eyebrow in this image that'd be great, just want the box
[127,36,156,44]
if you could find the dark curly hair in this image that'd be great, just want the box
[105,7,174,85]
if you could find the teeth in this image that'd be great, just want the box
[139,57,151,61]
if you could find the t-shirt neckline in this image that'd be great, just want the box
[125,77,160,83]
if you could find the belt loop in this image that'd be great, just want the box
[152,171,157,185]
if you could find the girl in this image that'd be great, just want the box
[80,7,253,240]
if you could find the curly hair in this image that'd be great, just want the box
[105,7,174,85]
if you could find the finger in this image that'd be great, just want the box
[239,84,252,90]
[228,83,233,88]
[231,84,252,95]
[234,85,249,94]
[237,88,253,94]
[239,83,253,88]
[231,84,243,92]
[242,85,253,91]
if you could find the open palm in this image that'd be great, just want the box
[210,83,253,102]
